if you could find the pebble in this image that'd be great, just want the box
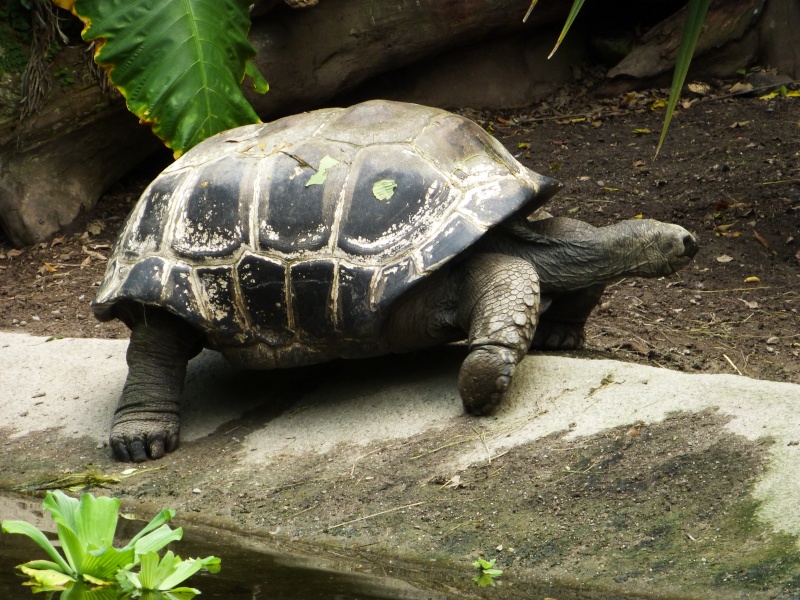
[192,488,202,494]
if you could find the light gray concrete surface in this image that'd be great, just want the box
[2,329,798,546]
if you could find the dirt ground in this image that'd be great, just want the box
[1,84,798,381]
[1,83,800,598]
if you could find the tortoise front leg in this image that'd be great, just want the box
[456,254,540,415]
[112,308,203,462]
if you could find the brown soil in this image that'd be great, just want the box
[2,86,799,381]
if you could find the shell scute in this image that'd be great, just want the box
[195,266,241,341]
[337,145,452,258]
[256,140,353,255]
[172,156,250,259]
[120,171,186,258]
[320,101,433,146]
[236,253,291,343]
[117,257,167,306]
[414,114,518,179]
[336,263,378,338]
[290,260,337,340]
[418,214,484,273]
[162,264,204,329]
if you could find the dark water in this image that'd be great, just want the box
[0,493,443,600]
[1,492,668,600]
[0,526,441,600]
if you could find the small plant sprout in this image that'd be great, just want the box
[1,489,218,595]
[472,557,503,587]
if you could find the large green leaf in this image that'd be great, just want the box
[69,0,264,156]
[132,524,185,558]
[1,519,74,575]
[44,491,120,551]
[126,508,176,549]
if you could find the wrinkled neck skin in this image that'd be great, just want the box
[480,219,680,294]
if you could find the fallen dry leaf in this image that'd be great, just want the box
[85,220,105,236]
[729,121,750,128]
[739,299,759,309]
[753,229,770,249]
[82,245,108,261]
[743,276,760,283]
[442,475,465,489]
[688,82,712,95]
[729,82,753,94]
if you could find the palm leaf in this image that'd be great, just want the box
[547,0,586,59]
[656,0,711,156]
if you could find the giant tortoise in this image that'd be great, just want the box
[93,100,698,462]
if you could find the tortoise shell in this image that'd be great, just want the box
[92,100,558,364]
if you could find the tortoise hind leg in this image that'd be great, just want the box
[111,307,203,462]
[456,254,540,415]
[533,283,605,350]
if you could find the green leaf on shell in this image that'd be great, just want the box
[305,155,340,187]
[372,179,398,201]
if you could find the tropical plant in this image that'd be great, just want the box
[49,0,268,157]
[526,0,711,155]
[0,490,214,593]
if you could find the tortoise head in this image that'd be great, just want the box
[619,219,699,278]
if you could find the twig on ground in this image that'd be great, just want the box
[723,354,743,376]
[327,501,424,530]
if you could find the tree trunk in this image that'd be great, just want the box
[0,46,162,247]
[244,0,570,119]
[603,0,799,92]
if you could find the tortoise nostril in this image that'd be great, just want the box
[683,234,699,257]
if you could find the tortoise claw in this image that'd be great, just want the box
[110,417,180,462]
[532,320,586,350]
[458,346,516,415]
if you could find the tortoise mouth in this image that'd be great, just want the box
[666,232,699,274]
[682,233,700,259]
